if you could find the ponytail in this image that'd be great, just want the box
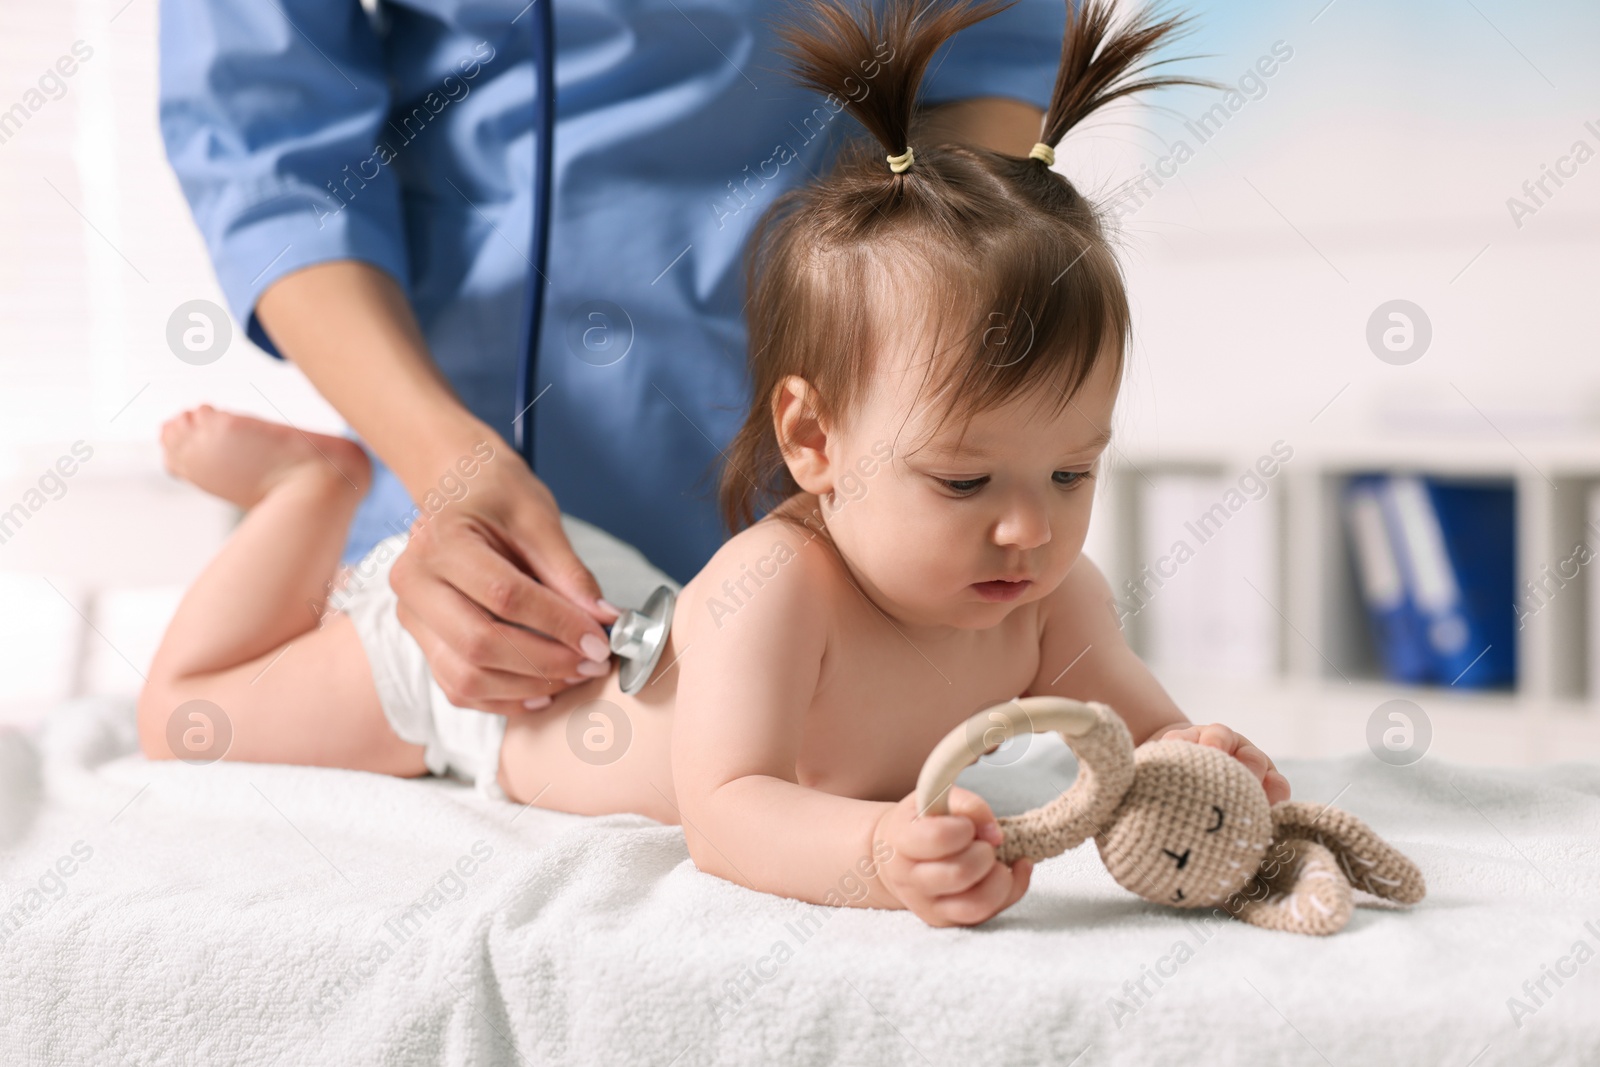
[776,0,1012,176]
[1035,0,1210,159]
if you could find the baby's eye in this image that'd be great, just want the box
[1053,470,1091,488]
[939,477,988,494]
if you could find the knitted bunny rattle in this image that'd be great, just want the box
[915,697,1426,935]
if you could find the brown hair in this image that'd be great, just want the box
[719,0,1206,533]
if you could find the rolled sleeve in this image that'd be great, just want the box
[921,0,1067,113]
[158,0,409,358]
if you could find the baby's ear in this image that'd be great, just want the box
[1270,800,1426,905]
[771,375,833,495]
[1233,837,1353,936]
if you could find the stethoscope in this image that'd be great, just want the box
[512,0,553,471]
[513,0,675,695]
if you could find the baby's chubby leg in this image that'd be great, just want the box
[136,407,424,776]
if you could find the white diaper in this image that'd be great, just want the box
[336,515,680,801]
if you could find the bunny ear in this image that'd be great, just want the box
[1233,838,1353,936]
[1269,801,1427,905]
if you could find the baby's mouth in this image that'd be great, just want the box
[971,578,1032,602]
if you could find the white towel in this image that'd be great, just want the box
[2,695,1599,1066]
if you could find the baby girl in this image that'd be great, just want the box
[138,0,1289,927]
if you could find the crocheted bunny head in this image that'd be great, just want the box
[1094,736,1275,911]
[915,696,1427,935]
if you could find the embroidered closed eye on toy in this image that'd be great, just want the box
[916,697,1426,935]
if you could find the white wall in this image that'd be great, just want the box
[1059,0,1600,460]
[0,0,338,723]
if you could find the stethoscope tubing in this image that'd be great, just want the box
[514,0,557,466]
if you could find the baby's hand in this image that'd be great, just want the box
[1153,721,1291,805]
[872,786,1033,928]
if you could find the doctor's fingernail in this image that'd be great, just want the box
[580,634,611,662]
[563,676,586,685]
[576,659,611,677]
[596,598,621,617]
[523,696,552,710]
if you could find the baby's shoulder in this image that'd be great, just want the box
[679,510,842,640]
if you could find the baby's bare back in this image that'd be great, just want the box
[495,515,1042,824]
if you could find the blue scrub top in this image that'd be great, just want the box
[159,0,1065,583]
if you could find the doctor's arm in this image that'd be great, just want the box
[255,264,618,715]
[158,0,613,714]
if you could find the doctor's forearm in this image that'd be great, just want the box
[255,260,489,497]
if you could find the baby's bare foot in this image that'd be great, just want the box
[160,405,371,509]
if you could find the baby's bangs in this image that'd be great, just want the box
[908,229,1129,436]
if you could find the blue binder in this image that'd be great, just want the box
[1388,476,1516,687]
[1348,475,1517,689]
[1344,476,1432,683]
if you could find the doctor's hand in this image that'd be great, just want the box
[388,429,620,716]
[254,261,617,714]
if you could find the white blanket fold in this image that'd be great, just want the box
[2,696,1598,1066]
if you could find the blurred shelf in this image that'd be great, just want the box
[1093,439,1600,765]
[1118,435,1600,477]
[1153,671,1600,768]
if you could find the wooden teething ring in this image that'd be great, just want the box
[915,696,1109,817]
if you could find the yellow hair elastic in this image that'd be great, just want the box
[887,146,915,173]
[1027,142,1056,166]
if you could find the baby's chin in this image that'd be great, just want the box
[894,580,1047,630]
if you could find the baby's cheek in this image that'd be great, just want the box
[873,503,960,576]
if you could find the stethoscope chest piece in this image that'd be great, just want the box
[610,585,677,695]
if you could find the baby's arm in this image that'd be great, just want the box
[671,533,1028,923]
[1029,555,1290,803]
